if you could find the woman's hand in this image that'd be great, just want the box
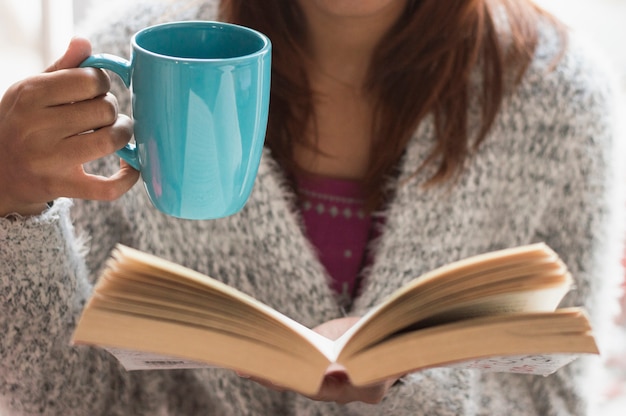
[240,316,400,404]
[0,37,139,217]
[307,316,398,404]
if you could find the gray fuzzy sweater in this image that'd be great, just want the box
[1,1,625,415]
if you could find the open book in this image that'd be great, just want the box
[71,243,598,395]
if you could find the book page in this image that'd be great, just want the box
[333,244,571,358]
[73,307,332,395]
[105,245,335,356]
[339,309,598,386]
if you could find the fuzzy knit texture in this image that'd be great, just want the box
[2,0,626,415]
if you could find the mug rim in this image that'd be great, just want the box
[131,20,271,62]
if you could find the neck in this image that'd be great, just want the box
[298,1,407,89]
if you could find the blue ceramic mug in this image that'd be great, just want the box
[80,21,271,219]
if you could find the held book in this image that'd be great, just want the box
[71,243,599,396]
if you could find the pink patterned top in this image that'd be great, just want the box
[295,173,378,304]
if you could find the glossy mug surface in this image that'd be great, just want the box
[81,21,271,219]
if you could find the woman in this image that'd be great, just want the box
[1,0,623,414]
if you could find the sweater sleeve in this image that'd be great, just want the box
[0,197,208,416]
[0,199,123,415]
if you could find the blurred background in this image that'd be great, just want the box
[0,0,625,414]
[1,0,79,93]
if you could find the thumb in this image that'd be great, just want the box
[45,36,92,73]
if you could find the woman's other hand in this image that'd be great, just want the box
[308,317,398,404]
[0,37,138,217]
[239,316,399,404]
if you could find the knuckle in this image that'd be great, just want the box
[94,124,131,156]
[82,68,111,97]
[98,69,112,91]
[1,92,47,144]
[98,96,118,125]
[7,77,41,106]
[3,81,24,103]
[94,134,120,156]
[111,118,134,145]
[105,92,120,112]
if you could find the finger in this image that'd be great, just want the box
[309,376,354,403]
[309,373,391,404]
[313,317,361,341]
[64,160,140,201]
[45,37,92,72]
[40,93,120,139]
[19,67,111,108]
[59,114,133,165]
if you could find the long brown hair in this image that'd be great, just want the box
[218,0,565,208]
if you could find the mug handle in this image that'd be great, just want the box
[80,54,140,170]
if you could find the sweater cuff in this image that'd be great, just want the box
[0,198,73,243]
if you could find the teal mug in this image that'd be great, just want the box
[81,21,271,220]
